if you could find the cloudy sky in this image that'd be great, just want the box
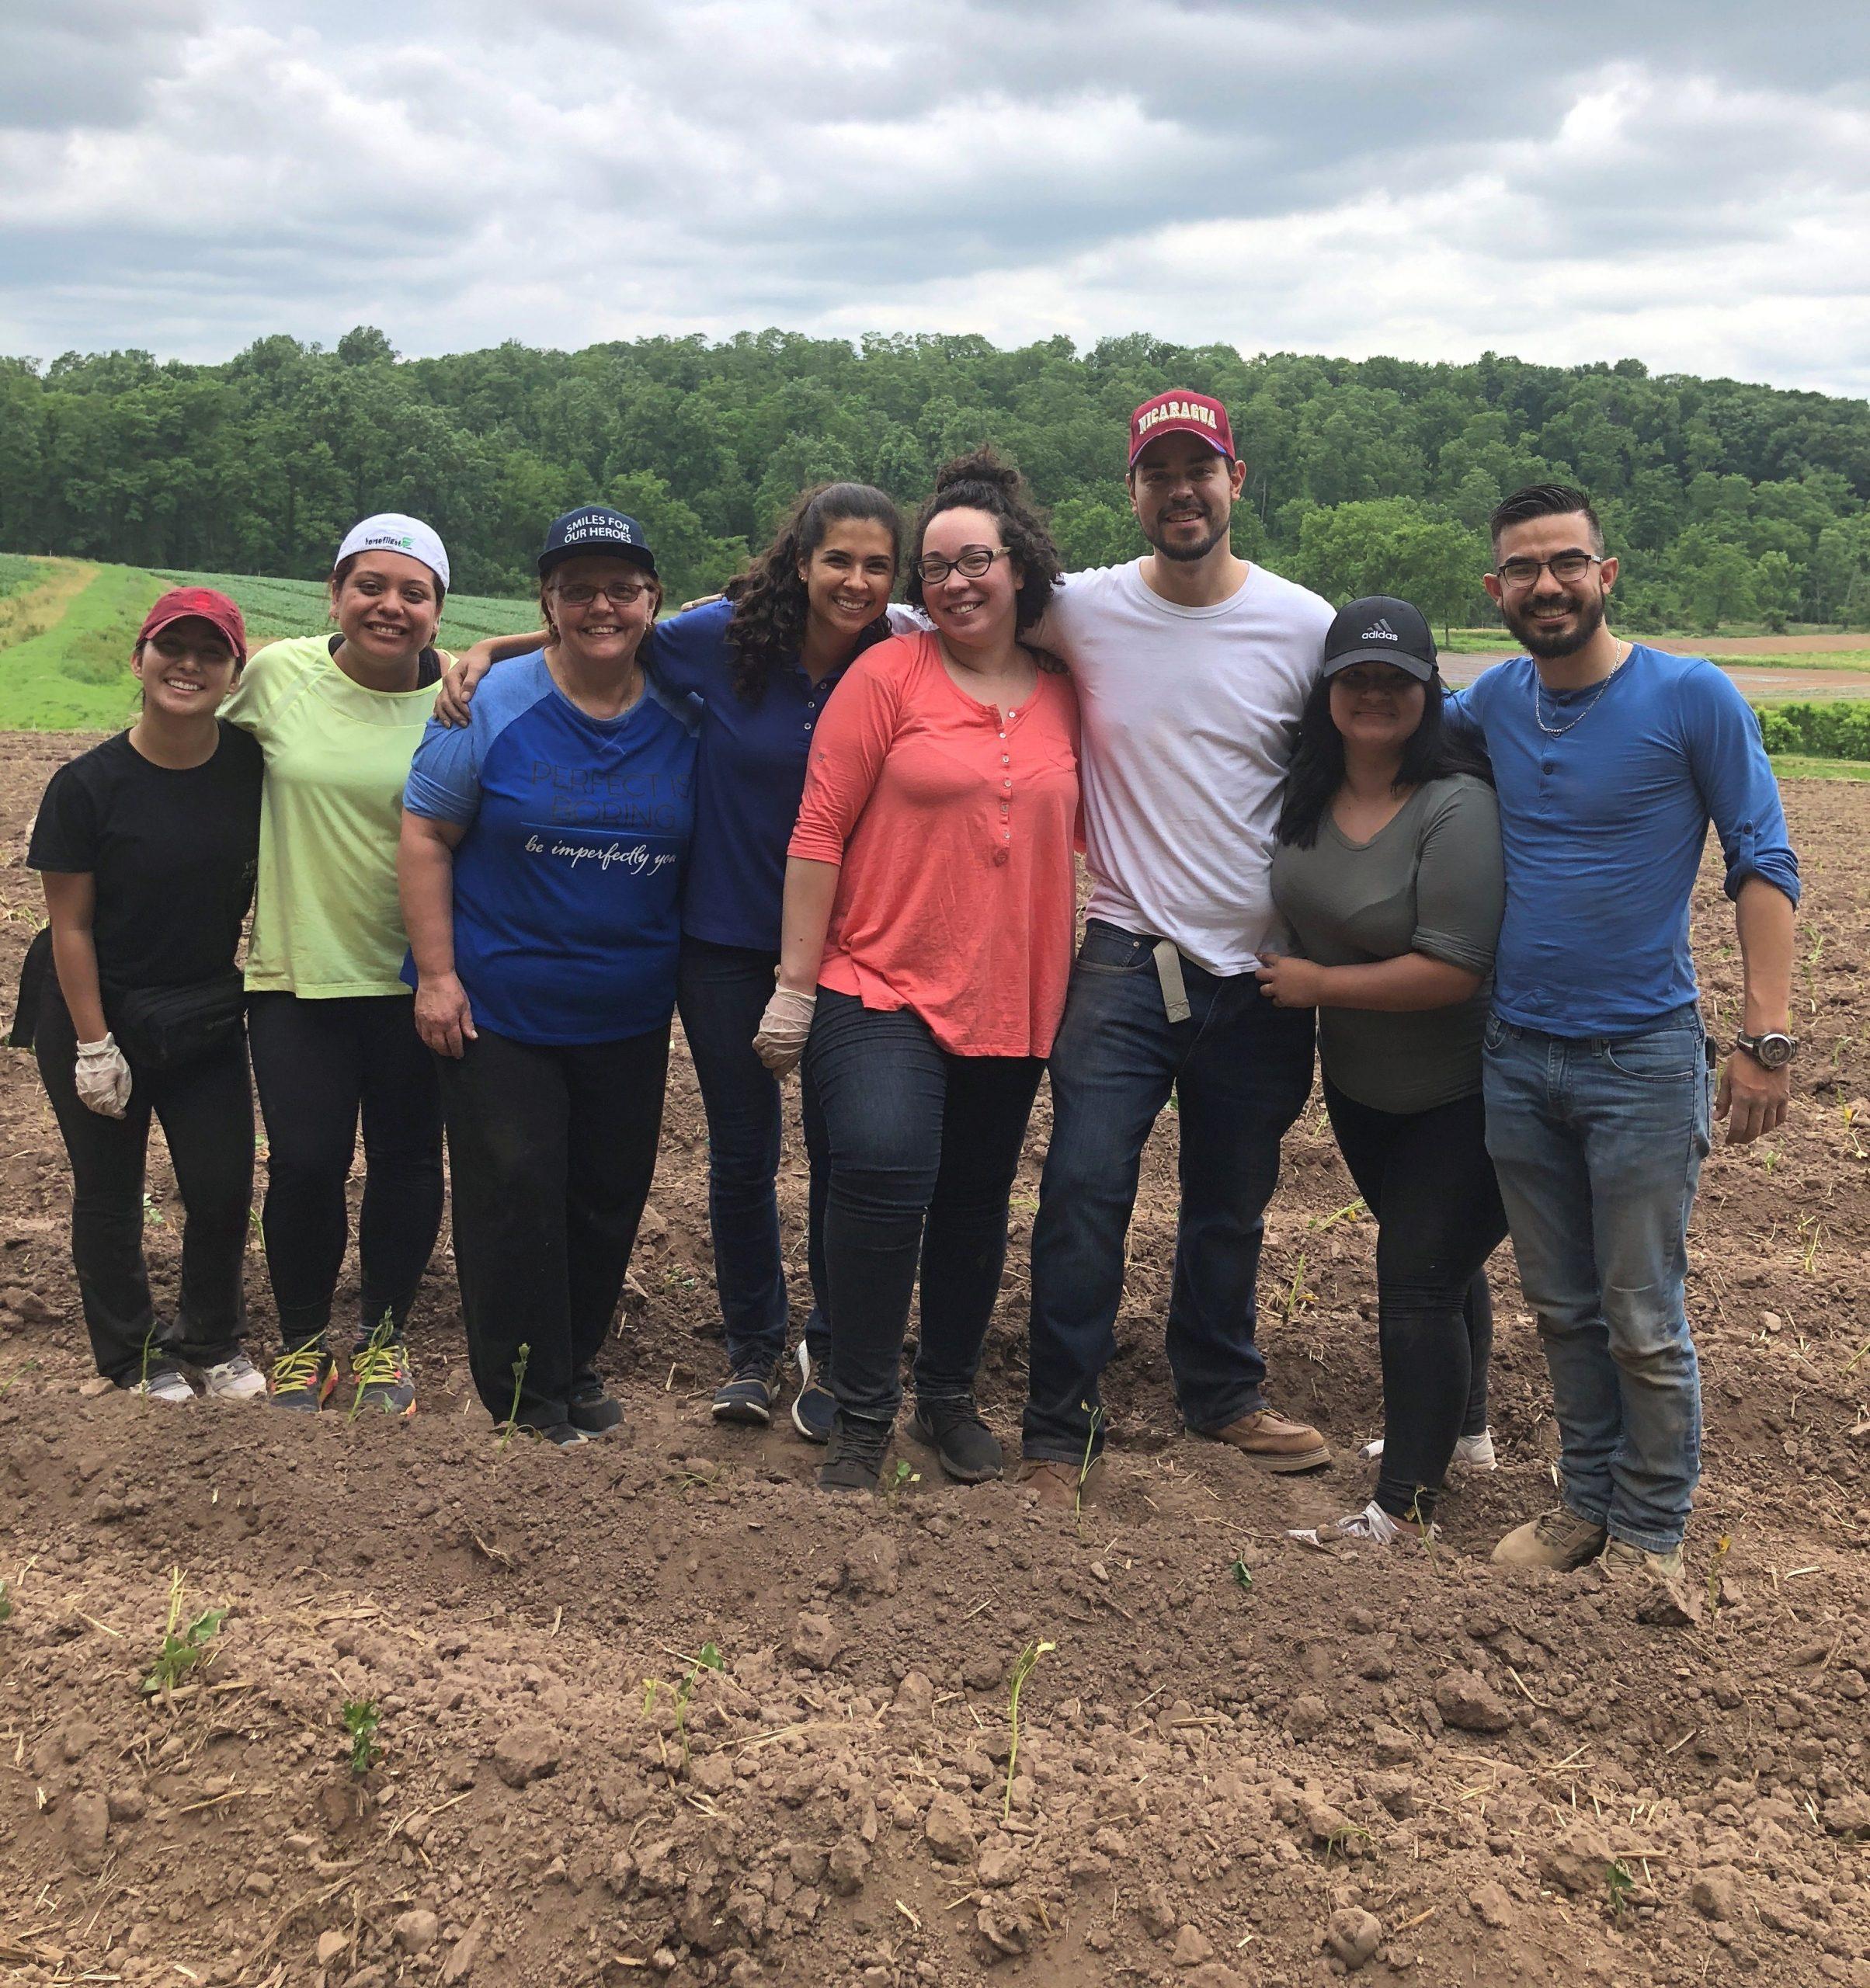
[5,0,1869,395]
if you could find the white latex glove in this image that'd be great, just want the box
[753,987,817,1078]
[75,1034,132,1118]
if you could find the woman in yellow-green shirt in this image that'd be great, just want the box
[224,514,450,1420]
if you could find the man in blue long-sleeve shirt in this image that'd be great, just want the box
[1448,484,1799,1614]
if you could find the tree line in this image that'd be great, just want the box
[4,325,1869,630]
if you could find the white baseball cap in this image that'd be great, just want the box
[334,513,450,592]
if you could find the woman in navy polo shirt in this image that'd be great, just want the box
[400,506,698,1445]
[439,483,902,1436]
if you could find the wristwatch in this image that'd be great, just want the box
[1733,1029,1798,1070]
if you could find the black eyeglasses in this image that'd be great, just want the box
[553,579,648,608]
[1493,551,1604,590]
[914,545,1008,586]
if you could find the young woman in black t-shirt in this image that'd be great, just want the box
[26,588,264,1400]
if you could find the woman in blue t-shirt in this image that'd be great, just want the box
[399,506,697,1446]
[440,483,902,1438]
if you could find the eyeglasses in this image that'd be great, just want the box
[144,634,235,669]
[1332,667,1421,694]
[1493,551,1604,590]
[552,579,649,609]
[914,545,1008,586]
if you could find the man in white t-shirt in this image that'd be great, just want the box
[1019,391,1334,1504]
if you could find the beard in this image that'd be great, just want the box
[1145,507,1230,564]
[1502,586,1606,660]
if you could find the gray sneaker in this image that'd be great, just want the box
[1491,1504,1608,1569]
[712,1357,783,1426]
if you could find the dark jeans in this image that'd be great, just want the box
[247,991,444,1349]
[438,1022,669,1427]
[676,936,830,1371]
[805,989,1044,1424]
[35,978,252,1384]
[1323,1077,1507,1519]
[1024,920,1316,1462]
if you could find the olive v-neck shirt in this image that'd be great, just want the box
[1270,773,1503,1114]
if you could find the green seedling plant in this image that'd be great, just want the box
[1075,1403,1105,1519]
[495,1342,531,1455]
[1706,1532,1731,1620]
[1002,1639,1055,1820]
[1842,1101,1866,1160]
[342,1698,382,1775]
[142,1567,227,1694]
[1606,1858,1636,1920]
[1229,1557,1253,1592]
[882,1459,919,1503]
[643,1640,723,1771]
[0,1578,12,1622]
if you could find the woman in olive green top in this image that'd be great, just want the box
[1260,596,1507,1546]
[223,513,450,1420]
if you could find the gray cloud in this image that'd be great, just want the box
[2,0,1868,396]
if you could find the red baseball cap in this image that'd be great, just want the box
[1128,389,1235,468]
[137,587,247,665]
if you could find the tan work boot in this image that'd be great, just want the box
[1203,1408,1330,1473]
[1600,1537,1701,1625]
[1491,1503,1608,1569]
[1018,1457,1102,1510]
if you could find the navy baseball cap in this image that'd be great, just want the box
[537,506,658,579]
[1321,595,1437,682]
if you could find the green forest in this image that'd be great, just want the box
[5,325,1870,628]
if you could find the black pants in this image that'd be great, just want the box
[1323,1077,1507,1520]
[437,1023,669,1428]
[34,979,253,1385]
[805,989,1044,1424]
[246,992,443,1349]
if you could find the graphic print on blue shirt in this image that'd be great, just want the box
[403,652,698,1046]
[647,597,854,954]
[1446,645,1799,1037]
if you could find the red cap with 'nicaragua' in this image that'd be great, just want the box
[1128,388,1235,467]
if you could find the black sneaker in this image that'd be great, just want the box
[568,1380,624,1434]
[499,1420,589,1450]
[817,1411,893,1493]
[911,1394,1003,1483]
[711,1356,782,1426]
[791,1340,835,1444]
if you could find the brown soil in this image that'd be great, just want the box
[2,736,1867,1988]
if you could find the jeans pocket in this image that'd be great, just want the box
[1076,922,1152,975]
[1482,1014,1507,1054]
[1598,1027,1703,1081]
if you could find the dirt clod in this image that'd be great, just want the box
[492,1726,559,1788]
[1434,1666,1513,1733]
[791,1611,843,1670]
[1326,1906,1383,1969]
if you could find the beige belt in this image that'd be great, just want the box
[1152,940,1190,1024]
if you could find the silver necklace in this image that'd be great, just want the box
[1532,644,1625,738]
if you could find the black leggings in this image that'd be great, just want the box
[1323,1077,1507,1520]
[436,1024,669,1429]
[246,992,443,1348]
[35,979,253,1384]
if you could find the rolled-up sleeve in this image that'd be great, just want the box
[787,649,904,867]
[1411,778,1505,975]
[402,714,482,827]
[1682,665,1801,906]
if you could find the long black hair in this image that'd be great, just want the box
[1276,667,1492,850]
[722,482,901,701]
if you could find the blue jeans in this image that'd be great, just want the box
[805,989,1044,1424]
[1023,921,1316,1462]
[1482,1005,1712,1552]
[676,937,829,1371]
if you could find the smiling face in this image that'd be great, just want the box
[330,550,443,664]
[798,518,897,644]
[133,618,242,718]
[1484,510,1618,660]
[1128,434,1247,564]
[917,506,1021,651]
[543,554,659,670]
[1327,661,1427,756]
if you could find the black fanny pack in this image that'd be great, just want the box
[112,971,247,1070]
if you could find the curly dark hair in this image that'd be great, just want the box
[721,483,901,702]
[906,448,1062,637]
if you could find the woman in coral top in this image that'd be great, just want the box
[756,450,1079,1494]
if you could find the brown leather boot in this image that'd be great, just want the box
[1018,1457,1104,1510]
[1202,1408,1330,1473]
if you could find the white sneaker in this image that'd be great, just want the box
[199,1354,267,1402]
[1288,1499,1413,1548]
[1358,1429,1497,1472]
[127,1371,195,1403]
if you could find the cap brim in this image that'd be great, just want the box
[1128,426,1232,468]
[1322,648,1436,681]
[140,608,242,658]
[538,542,659,579]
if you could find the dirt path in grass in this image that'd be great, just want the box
[1,741,1867,1988]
